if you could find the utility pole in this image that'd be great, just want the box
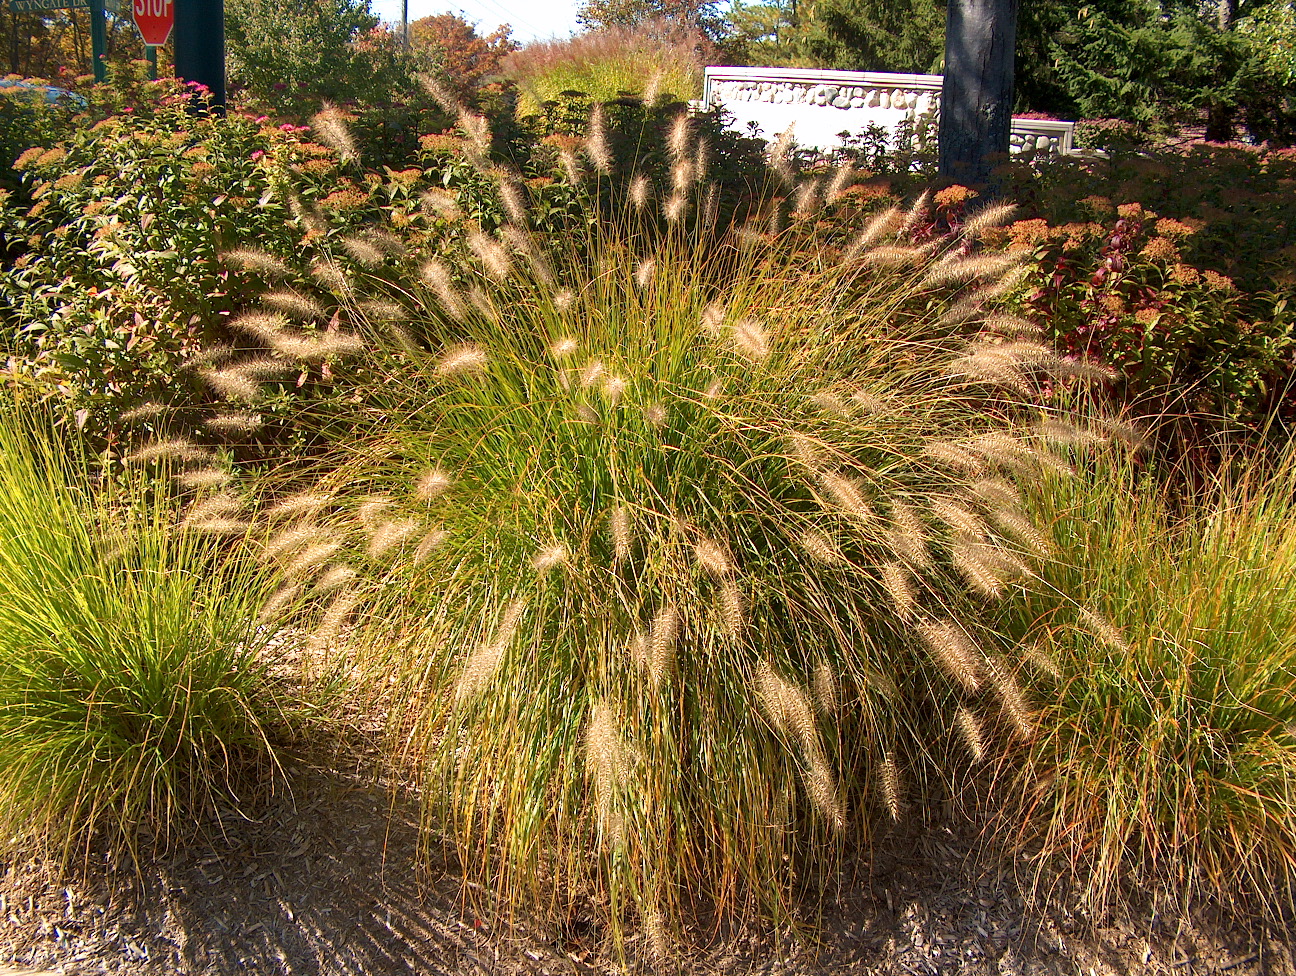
[937,0,1018,186]
[174,0,225,109]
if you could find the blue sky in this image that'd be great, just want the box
[368,0,583,44]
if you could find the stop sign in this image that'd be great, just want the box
[132,0,173,46]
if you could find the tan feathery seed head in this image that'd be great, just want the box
[341,235,385,267]
[175,467,232,489]
[232,357,292,381]
[585,104,611,174]
[700,302,725,335]
[955,706,986,762]
[499,224,555,287]
[356,496,394,527]
[946,348,1029,394]
[642,69,662,106]
[798,528,845,566]
[970,478,1022,510]
[416,72,463,112]
[987,506,1051,557]
[951,538,1007,598]
[263,523,329,561]
[703,379,724,398]
[930,497,985,538]
[888,499,932,568]
[768,124,795,184]
[283,541,342,579]
[129,438,211,465]
[668,112,690,161]
[601,375,627,405]
[262,289,326,322]
[629,174,650,210]
[412,527,448,564]
[467,230,512,280]
[181,517,250,536]
[548,337,577,359]
[420,187,460,218]
[851,389,894,415]
[1036,418,1106,448]
[221,248,289,277]
[643,908,670,963]
[818,471,873,521]
[792,178,820,217]
[267,492,332,520]
[312,105,359,164]
[415,467,452,501]
[880,752,902,821]
[455,599,525,703]
[315,564,357,594]
[805,747,846,829]
[731,317,770,361]
[923,440,986,475]
[1023,639,1062,680]
[494,173,528,225]
[694,138,710,183]
[719,579,744,636]
[1054,355,1119,384]
[635,258,655,288]
[584,700,626,847]
[435,344,488,379]
[580,359,605,388]
[531,542,568,575]
[982,312,1043,339]
[457,111,491,158]
[271,331,364,362]
[644,402,668,426]
[230,312,287,343]
[694,536,732,578]
[824,163,854,203]
[309,259,352,298]
[258,583,302,624]
[367,519,419,558]
[419,259,466,321]
[120,401,165,423]
[860,245,928,269]
[810,391,850,416]
[961,201,1018,238]
[204,411,263,437]
[987,656,1034,740]
[663,193,687,223]
[900,188,931,237]
[289,195,327,235]
[557,148,582,184]
[576,403,599,424]
[671,161,693,194]
[1078,607,1129,652]
[812,659,838,715]
[1100,416,1149,452]
[881,561,917,619]
[202,368,261,403]
[648,605,680,688]
[843,206,902,262]
[314,588,362,649]
[967,431,1040,472]
[467,286,496,322]
[184,491,243,523]
[610,506,631,563]
[922,253,1023,288]
[917,619,983,693]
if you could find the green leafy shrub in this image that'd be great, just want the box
[0,407,297,860]
[1000,446,1296,919]
[156,111,1113,944]
[0,90,358,445]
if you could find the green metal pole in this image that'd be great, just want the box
[145,43,157,79]
[89,0,107,82]
[173,0,225,110]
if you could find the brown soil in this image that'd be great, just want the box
[0,763,1288,976]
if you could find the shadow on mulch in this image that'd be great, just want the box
[0,764,1289,976]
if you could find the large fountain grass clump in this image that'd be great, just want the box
[126,106,1118,942]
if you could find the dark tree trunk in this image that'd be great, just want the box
[938,0,1019,186]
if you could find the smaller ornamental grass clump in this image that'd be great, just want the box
[131,107,1121,941]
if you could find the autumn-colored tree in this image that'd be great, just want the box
[408,12,516,95]
[577,0,724,43]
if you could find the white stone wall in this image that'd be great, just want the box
[703,66,1074,158]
